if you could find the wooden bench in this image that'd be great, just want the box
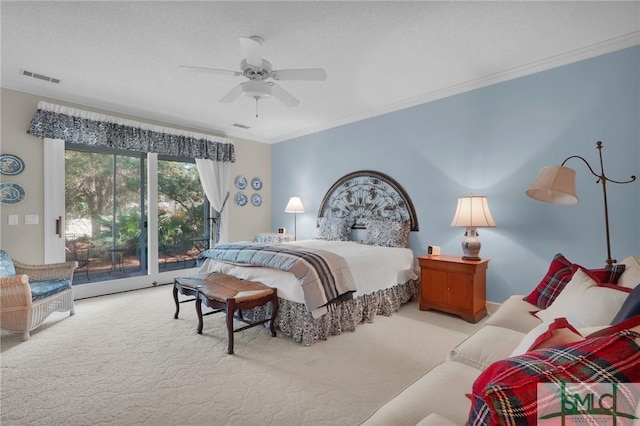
[173,273,278,354]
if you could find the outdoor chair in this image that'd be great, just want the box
[0,250,77,340]
[66,237,92,280]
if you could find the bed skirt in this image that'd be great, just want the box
[242,279,419,346]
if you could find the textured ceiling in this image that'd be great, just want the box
[2,1,639,143]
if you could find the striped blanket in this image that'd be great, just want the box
[197,243,356,317]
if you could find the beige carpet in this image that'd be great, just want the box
[1,284,484,426]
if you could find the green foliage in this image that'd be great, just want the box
[65,151,206,262]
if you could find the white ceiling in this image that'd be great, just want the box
[2,1,639,144]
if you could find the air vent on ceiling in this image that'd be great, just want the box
[232,123,250,129]
[20,69,61,84]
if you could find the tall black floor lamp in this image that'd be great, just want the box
[526,141,636,266]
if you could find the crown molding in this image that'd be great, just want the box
[271,32,640,144]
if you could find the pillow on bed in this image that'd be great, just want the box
[362,218,410,248]
[524,253,626,309]
[315,216,355,241]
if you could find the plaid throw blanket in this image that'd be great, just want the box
[197,243,356,317]
[468,330,640,425]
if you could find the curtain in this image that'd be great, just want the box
[195,159,231,245]
[29,101,236,245]
[28,101,235,162]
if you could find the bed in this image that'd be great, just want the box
[197,170,421,346]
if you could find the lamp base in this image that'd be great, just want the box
[462,256,482,261]
[461,228,482,260]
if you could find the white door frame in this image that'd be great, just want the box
[44,143,198,299]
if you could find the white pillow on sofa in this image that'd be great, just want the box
[535,267,630,327]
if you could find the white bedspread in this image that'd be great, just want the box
[198,240,418,311]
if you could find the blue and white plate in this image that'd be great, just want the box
[0,182,26,205]
[0,154,25,176]
[234,175,247,190]
[251,193,263,207]
[251,177,263,191]
[235,192,248,207]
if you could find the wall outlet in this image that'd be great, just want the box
[25,214,39,225]
[8,215,18,225]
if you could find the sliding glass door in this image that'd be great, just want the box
[65,150,147,283]
[63,147,209,288]
[157,158,209,270]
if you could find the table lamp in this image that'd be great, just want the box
[284,197,304,241]
[451,195,496,260]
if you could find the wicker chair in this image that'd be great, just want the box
[0,250,77,340]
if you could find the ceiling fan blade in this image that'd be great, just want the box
[177,66,240,77]
[220,83,244,103]
[271,68,327,81]
[239,36,263,68]
[270,83,300,107]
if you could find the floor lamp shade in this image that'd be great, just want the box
[525,165,578,205]
[284,197,304,240]
[451,195,495,260]
[524,141,636,266]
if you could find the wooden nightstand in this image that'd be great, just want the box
[417,254,489,323]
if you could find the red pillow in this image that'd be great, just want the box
[524,253,626,309]
[527,317,584,351]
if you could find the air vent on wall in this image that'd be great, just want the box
[20,69,61,84]
[232,123,250,129]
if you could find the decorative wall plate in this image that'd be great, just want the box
[251,177,263,191]
[235,192,248,207]
[0,154,25,176]
[234,175,247,190]
[251,193,263,207]
[0,182,26,205]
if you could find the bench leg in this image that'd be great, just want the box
[226,298,236,354]
[173,281,180,319]
[196,296,204,334]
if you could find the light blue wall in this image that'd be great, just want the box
[272,46,640,303]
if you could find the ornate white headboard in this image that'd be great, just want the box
[317,170,419,231]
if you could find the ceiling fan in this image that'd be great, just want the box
[178,36,327,117]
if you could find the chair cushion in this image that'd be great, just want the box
[30,279,71,301]
[0,250,16,277]
[448,325,525,370]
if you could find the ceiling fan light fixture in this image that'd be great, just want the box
[242,80,271,99]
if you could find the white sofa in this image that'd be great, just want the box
[361,255,640,426]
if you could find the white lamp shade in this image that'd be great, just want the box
[525,165,578,205]
[284,197,305,213]
[450,196,496,228]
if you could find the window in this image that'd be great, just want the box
[64,147,208,285]
[157,158,209,270]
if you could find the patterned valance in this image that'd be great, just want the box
[27,102,235,162]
